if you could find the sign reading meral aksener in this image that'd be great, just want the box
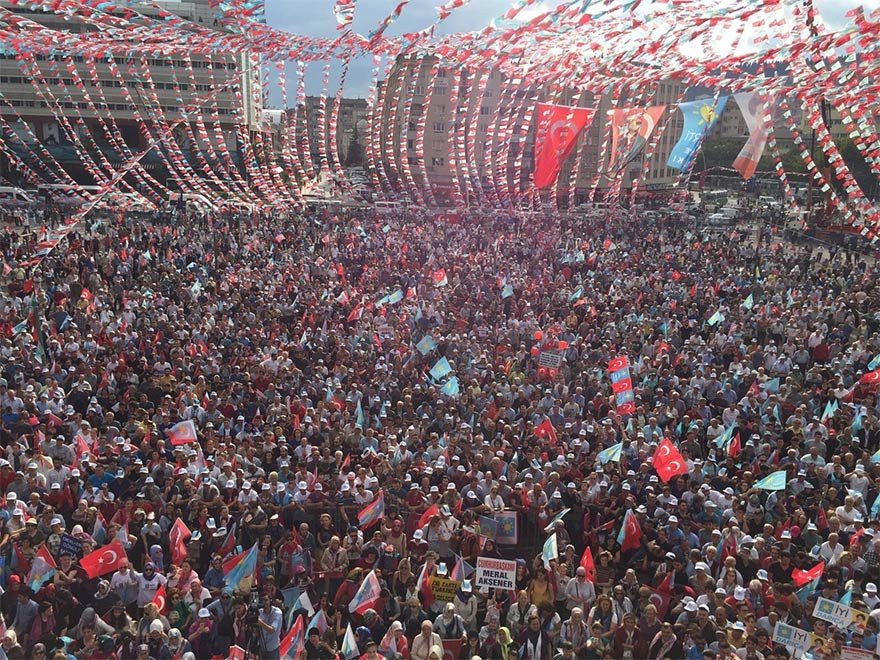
[475,557,517,590]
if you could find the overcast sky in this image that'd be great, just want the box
[264,0,875,104]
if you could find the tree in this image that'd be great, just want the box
[345,128,364,167]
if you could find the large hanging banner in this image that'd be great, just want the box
[666,96,728,171]
[732,92,769,180]
[606,106,665,174]
[532,103,595,189]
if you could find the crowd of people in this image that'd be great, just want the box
[0,198,877,660]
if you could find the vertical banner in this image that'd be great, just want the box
[732,92,769,180]
[666,96,728,171]
[607,356,635,415]
[606,106,665,173]
[532,102,595,189]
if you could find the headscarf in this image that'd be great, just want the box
[498,626,512,660]
[150,544,165,572]
[71,607,114,638]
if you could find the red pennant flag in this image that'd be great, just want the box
[792,561,825,587]
[152,584,167,615]
[728,432,741,459]
[417,503,439,531]
[532,103,595,188]
[579,546,595,583]
[169,519,191,565]
[860,369,880,385]
[652,438,688,482]
[79,540,127,578]
[656,571,674,594]
[817,507,828,530]
[534,418,558,445]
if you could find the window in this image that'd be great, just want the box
[432,122,445,132]
[432,156,445,166]
[407,139,413,149]
[480,106,491,115]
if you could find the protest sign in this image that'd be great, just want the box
[59,533,84,558]
[772,622,811,654]
[429,576,461,602]
[842,648,874,660]
[813,596,853,628]
[538,351,563,368]
[475,557,516,590]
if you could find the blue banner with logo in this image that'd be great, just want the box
[666,96,728,171]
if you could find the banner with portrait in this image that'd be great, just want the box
[732,92,769,180]
[606,106,666,173]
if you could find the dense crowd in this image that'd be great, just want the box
[0,199,878,660]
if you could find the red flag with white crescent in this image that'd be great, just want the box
[533,103,595,188]
[80,539,127,578]
[652,438,688,482]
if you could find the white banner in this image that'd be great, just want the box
[475,557,517,591]
[813,596,853,628]
[771,622,811,654]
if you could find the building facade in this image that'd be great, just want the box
[371,56,690,207]
[0,0,261,185]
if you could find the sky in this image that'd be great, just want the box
[263,0,878,104]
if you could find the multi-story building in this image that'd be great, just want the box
[371,56,690,207]
[0,0,261,185]
[299,96,369,169]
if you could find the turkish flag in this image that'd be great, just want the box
[169,519,191,565]
[417,503,440,531]
[534,419,558,445]
[860,369,880,385]
[532,103,595,188]
[649,588,670,618]
[607,356,629,371]
[579,546,595,583]
[152,584,167,615]
[80,540,127,578]
[792,561,825,587]
[728,432,741,459]
[652,438,688,482]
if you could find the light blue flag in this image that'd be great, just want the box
[281,587,302,610]
[869,354,880,370]
[715,425,734,448]
[774,405,782,424]
[872,448,880,464]
[542,533,558,568]
[871,493,880,518]
[224,543,259,592]
[440,377,459,397]
[707,310,724,326]
[796,576,820,603]
[659,321,667,337]
[355,400,365,428]
[742,293,753,310]
[597,442,623,464]
[341,623,359,660]
[568,286,584,303]
[820,401,834,423]
[763,378,780,393]
[840,589,853,606]
[429,357,452,381]
[416,335,436,355]
[501,284,513,299]
[753,470,787,491]
[852,413,863,434]
[666,96,728,170]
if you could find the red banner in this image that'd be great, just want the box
[533,103,595,188]
[607,106,666,173]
